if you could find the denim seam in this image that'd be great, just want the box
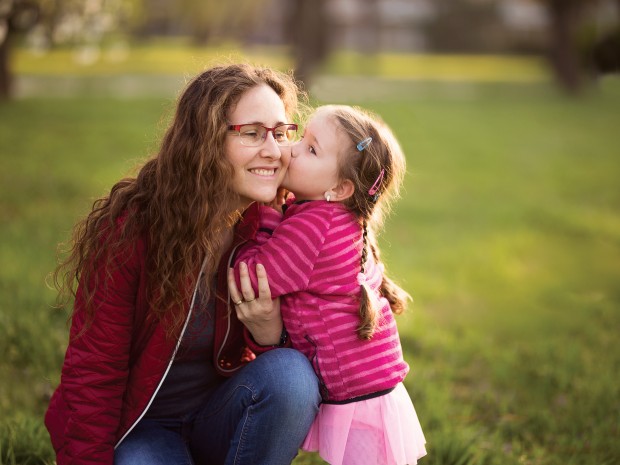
[233,403,252,465]
[234,383,258,464]
[196,384,256,422]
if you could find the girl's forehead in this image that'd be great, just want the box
[308,108,336,129]
[312,106,333,119]
[306,111,349,157]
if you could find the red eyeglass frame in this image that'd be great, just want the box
[227,123,298,139]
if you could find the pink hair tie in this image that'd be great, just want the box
[368,169,385,196]
[357,272,367,286]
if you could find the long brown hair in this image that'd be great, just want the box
[317,105,411,339]
[54,63,302,337]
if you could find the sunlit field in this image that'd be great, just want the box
[1,47,619,464]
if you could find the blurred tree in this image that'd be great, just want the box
[588,25,620,74]
[531,0,618,94]
[39,0,141,47]
[424,0,503,53]
[424,0,617,94]
[172,0,268,45]
[0,0,39,99]
[541,0,589,94]
[286,0,329,88]
[0,0,140,100]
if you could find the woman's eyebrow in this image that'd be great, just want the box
[234,120,288,126]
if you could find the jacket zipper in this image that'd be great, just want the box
[114,256,208,449]
[215,241,247,374]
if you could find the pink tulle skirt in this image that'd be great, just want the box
[302,383,427,465]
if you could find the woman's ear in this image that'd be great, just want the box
[331,179,355,202]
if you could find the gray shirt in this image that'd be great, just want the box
[145,284,222,419]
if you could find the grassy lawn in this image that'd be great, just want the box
[1,54,619,464]
[14,42,547,82]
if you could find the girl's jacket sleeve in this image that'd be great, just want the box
[233,203,332,297]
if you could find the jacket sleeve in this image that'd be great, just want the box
[58,239,143,464]
[233,203,332,298]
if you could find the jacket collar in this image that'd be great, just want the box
[234,202,260,244]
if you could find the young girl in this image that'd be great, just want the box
[230,104,426,465]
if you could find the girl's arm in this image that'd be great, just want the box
[233,203,333,298]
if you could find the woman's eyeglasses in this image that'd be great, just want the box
[228,123,299,147]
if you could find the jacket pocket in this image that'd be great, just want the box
[304,334,329,401]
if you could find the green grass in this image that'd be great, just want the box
[1,73,619,464]
[13,40,293,76]
[14,42,547,82]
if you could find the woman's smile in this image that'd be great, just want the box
[248,167,277,177]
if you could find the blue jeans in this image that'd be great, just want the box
[114,349,320,465]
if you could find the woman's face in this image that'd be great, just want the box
[225,84,291,211]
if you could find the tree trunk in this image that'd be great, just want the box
[288,0,329,88]
[547,0,584,94]
[0,32,11,100]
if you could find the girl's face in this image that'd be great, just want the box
[283,109,345,201]
[225,84,291,211]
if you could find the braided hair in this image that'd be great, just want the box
[317,105,411,339]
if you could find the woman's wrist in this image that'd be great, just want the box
[255,328,288,348]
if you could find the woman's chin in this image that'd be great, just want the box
[236,190,278,208]
[255,190,280,204]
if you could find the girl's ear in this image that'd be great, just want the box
[331,179,355,202]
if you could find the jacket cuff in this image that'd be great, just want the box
[243,327,291,354]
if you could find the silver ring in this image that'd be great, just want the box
[244,298,256,303]
[234,299,243,306]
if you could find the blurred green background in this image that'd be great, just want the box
[1,1,620,464]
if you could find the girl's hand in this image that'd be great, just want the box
[266,187,290,213]
[227,262,283,346]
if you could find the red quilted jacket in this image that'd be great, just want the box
[45,203,275,465]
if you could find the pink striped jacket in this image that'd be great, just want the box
[234,200,409,402]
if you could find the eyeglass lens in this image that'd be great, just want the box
[237,124,298,146]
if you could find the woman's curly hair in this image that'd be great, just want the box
[53,63,303,338]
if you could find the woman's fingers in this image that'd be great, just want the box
[229,263,283,345]
[227,267,244,305]
[238,262,256,302]
[227,263,266,306]
[255,263,272,301]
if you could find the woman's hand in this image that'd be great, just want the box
[227,262,283,346]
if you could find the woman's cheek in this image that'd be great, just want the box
[279,145,293,167]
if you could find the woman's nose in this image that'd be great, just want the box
[259,135,282,158]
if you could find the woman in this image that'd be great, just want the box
[45,63,320,465]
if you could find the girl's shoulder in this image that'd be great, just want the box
[284,202,359,238]
[285,199,349,215]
